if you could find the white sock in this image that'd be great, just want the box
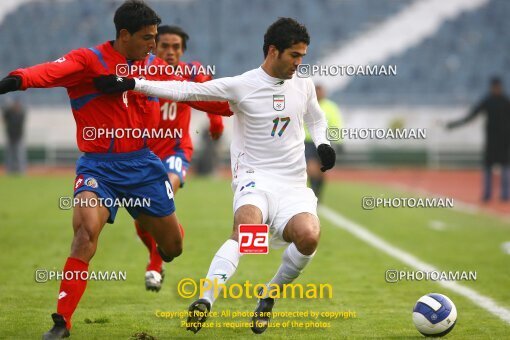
[201,239,241,305]
[267,243,315,295]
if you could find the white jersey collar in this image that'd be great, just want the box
[257,66,286,86]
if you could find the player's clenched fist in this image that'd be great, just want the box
[0,75,21,94]
[317,144,336,172]
[94,74,135,94]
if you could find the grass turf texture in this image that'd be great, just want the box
[0,175,509,339]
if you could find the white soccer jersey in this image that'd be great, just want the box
[135,67,329,187]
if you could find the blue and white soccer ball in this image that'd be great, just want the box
[412,293,457,337]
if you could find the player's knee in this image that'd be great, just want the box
[171,243,183,258]
[234,205,263,225]
[231,206,263,241]
[169,241,183,258]
[295,228,320,255]
[159,240,183,262]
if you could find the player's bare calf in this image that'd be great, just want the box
[137,213,183,262]
[70,192,110,261]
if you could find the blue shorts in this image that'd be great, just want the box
[161,153,190,188]
[74,148,175,224]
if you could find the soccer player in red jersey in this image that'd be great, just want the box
[136,25,230,292]
[0,1,230,338]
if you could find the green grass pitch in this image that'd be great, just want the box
[0,175,509,339]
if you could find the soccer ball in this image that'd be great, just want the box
[412,293,457,337]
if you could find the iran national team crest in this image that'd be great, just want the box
[273,95,285,111]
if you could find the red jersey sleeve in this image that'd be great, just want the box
[188,61,213,83]
[207,113,224,134]
[184,100,233,117]
[183,60,233,120]
[158,60,234,117]
[9,48,91,90]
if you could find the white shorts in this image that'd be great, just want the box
[232,177,318,248]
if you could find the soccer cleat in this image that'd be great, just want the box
[145,269,165,292]
[251,289,275,334]
[42,313,70,339]
[186,298,211,334]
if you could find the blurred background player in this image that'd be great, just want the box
[0,1,188,338]
[447,77,510,202]
[2,98,26,175]
[194,124,222,175]
[135,25,229,292]
[304,84,342,201]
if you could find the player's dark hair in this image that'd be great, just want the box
[114,0,161,38]
[263,17,310,58]
[157,25,190,50]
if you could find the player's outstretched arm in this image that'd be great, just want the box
[135,76,234,102]
[5,50,90,91]
[94,74,234,102]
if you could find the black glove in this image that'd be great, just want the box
[317,144,336,172]
[0,75,21,95]
[93,75,135,94]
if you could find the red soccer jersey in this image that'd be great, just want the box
[149,61,231,161]
[10,41,194,153]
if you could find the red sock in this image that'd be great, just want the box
[135,220,162,272]
[56,257,89,330]
[179,223,185,238]
[135,220,153,252]
[148,242,163,273]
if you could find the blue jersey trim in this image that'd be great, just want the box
[172,139,183,155]
[70,92,100,111]
[187,62,197,81]
[107,137,115,153]
[88,47,108,70]
[147,54,156,66]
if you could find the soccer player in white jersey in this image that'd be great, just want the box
[94,17,336,334]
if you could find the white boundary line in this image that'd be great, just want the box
[360,180,510,223]
[319,205,510,325]
[389,183,495,218]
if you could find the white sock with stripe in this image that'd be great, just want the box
[201,239,241,305]
[266,243,315,296]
